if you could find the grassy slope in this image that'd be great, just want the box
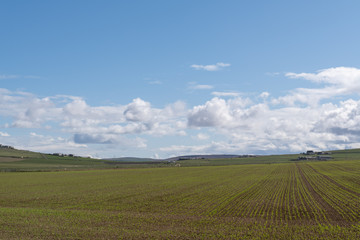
[0,148,174,171]
[2,147,360,171]
[176,154,297,166]
[0,148,113,171]
[176,149,360,167]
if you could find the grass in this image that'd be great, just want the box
[0,148,176,171]
[2,147,360,171]
[0,148,115,172]
[1,147,359,238]
[1,153,360,239]
[176,154,299,167]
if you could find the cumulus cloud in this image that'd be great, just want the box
[0,88,187,156]
[3,66,360,157]
[278,67,360,105]
[260,92,270,99]
[188,98,233,127]
[63,97,89,116]
[0,91,60,128]
[188,97,254,128]
[191,62,230,71]
[173,70,360,156]
[124,98,153,122]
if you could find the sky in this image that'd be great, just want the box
[1,1,360,158]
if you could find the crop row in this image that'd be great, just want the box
[298,163,359,223]
[197,162,359,225]
[0,160,359,239]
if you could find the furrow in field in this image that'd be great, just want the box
[210,165,291,220]
[262,168,285,221]
[207,165,276,217]
[300,164,359,222]
[203,167,267,216]
[214,179,264,217]
[309,162,360,192]
[295,163,343,222]
[263,166,288,221]
[235,167,281,218]
[288,165,297,221]
[306,164,360,197]
[294,165,327,223]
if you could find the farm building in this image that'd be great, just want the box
[317,156,333,161]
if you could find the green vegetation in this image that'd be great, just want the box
[0,148,359,238]
[0,148,104,172]
[175,154,298,167]
[0,148,172,171]
[2,147,360,171]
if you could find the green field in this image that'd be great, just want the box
[0,148,175,171]
[0,148,360,239]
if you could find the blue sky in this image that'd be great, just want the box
[1,1,360,158]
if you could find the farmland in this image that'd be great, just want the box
[0,149,360,239]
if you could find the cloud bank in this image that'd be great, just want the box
[1,67,360,157]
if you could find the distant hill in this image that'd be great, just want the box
[0,146,106,172]
[166,154,254,161]
[0,145,43,160]
[104,155,253,162]
[103,157,160,162]
[3,145,360,171]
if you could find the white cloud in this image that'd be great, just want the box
[286,67,360,86]
[188,97,254,128]
[24,75,42,79]
[182,75,360,156]
[188,82,214,90]
[63,97,89,116]
[193,133,209,141]
[188,97,234,127]
[190,84,214,90]
[0,74,41,80]
[73,133,147,148]
[30,132,44,137]
[0,89,187,156]
[159,141,252,156]
[152,153,160,159]
[212,91,240,97]
[279,67,360,105]
[191,62,230,71]
[260,92,270,99]
[3,66,360,157]
[124,98,153,122]
[148,80,162,85]
[0,131,10,137]
[0,75,18,79]
[266,72,280,76]
[22,137,89,156]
